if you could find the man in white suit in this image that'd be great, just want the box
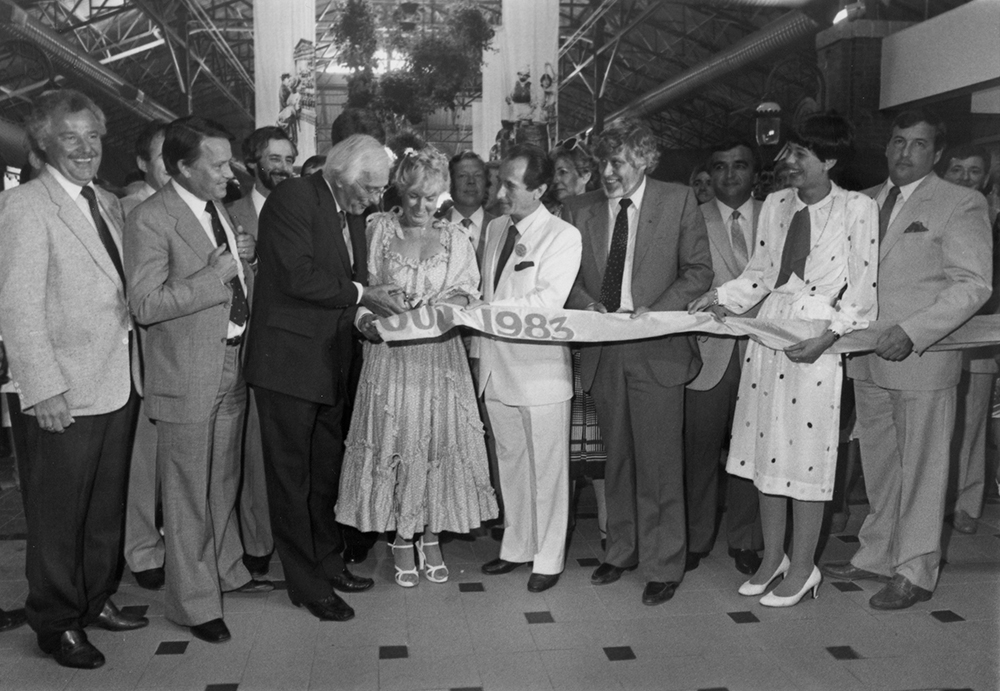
[0,89,147,669]
[825,109,992,609]
[684,141,763,576]
[475,144,582,593]
[226,125,296,577]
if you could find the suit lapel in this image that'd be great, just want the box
[703,201,741,279]
[631,181,663,281]
[162,183,216,258]
[483,215,508,300]
[311,174,354,277]
[40,170,121,288]
[878,175,937,260]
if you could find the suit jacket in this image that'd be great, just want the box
[243,171,367,405]
[124,182,254,424]
[226,193,259,239]
[564,177,714,390]
[122,182,156,218]
[0,168,131,415]
[472,204,581,406]
[847,173,992,391]
[687,198,762,391]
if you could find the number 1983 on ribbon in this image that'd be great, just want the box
[479,307,575,341]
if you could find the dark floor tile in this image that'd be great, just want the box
[836,535,860,543]
[576,557,601,567]
[459,582,485,593]
[120,605,149,618]
[450,687,484,691]
[0,532,26,541]
[727,611,759,624]
[697,688,730,691]
[831,581,863,593]
[930,609,965,623]
[604,646,636,661]
[155,641,188,655]
[205,685,239,691]
[826,645,862,660]
[379,645,408,660]
[524,611,554,624]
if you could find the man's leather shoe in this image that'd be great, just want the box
[190,618,231,643]
[869,575,932,610]
[343,544,370,564]
[527,573,560,593]
[95,600,148,631]
[590,562,635,585]
[684,551,708,572]
[133,567,165,591]
[482,558,527,575]
[227,579,275,594]
[0,607,26,632]
[330,569,374,593]
[242,552,272,577]
[50,630,105,669]
[732,549,762,576]
[295,594,355,622]
[641,581,679,606]
[950,510,978,535]
[819,562,888,582]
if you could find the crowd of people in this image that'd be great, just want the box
[0,86,995,673]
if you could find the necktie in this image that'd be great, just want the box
[79,186,125,288]
[339,211,354,267]
[730,209,749,269]
[494,223,519,291]
[600,198,632,312]
[878,185,900,241]
[461,217,473,230]
[205,201,248,326]
[775,207,810,288]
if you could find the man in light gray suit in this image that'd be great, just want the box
[226,125,296,577]
[683,141,763,576]
[0,89,147,669]
[125,117,272,644]
[825,109,992,609]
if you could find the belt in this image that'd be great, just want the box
[226,334,244,347]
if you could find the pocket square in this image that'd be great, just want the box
[514,261,534,271]
[904,221,929,234]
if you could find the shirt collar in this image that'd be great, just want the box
[47,164,94,199]
[885,174,927,203]
[172,178,216,217]
[451,205,484,228]
[608,176,646,214]
[714,196,754,221]
[251,186,268,216]
[509,202,547,234]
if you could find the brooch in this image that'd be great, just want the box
[515,243,527,257]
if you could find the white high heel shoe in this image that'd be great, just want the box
[415,538,449,583]
[391,542,419,588]
[759,565,821,607]
[738,554,790,596]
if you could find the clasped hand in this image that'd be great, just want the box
[687,291,728,322]
[784,332,835,364]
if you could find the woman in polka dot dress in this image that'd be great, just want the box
[689,113,878,607]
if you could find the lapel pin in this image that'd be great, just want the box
[515,243,526,257]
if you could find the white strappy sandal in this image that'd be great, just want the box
[391,542,419,588]
[415,538,449,584]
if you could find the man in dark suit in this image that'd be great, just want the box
[565,117,713,606]
[825,109,992,609]
[226,125,297,578]
[443,151,496,266]
[0,89,146,669]
[126,117,272,645]
[244,134,404,622]
[683,141,764,576]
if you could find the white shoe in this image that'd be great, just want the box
[416,538,449,583]
[738,554,790,596]
[759,565,821,607]
[391,542,419,588]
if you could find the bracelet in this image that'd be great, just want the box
[711,290,720,306]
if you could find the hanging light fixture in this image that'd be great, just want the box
[755,101,782,147]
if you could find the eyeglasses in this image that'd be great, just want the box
[556,136,591,157]
[354,180,388,197]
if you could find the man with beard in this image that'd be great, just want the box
[226,126,296,578]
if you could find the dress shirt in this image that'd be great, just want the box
[322,177,364,304]
[605,177,647,311]
[714,196,755,257]
[172,179,247,338]
[448,206,485,249]
[251,186,267,217]
[876,175,927,228]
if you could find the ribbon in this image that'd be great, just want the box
[374,305,1000,354]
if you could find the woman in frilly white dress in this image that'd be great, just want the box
[335,147,498,587]
[689,113,878,607]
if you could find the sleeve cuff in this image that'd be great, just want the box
[354,282,364,304]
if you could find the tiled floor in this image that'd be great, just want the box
[0,484,997,691]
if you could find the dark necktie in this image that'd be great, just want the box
[775,207,810,288]
[494,223,519,291]
[600,198,632,312]
[878,185,900,242]
[730,209,749,269]
[205,201,248,326]
[79,185,125,288]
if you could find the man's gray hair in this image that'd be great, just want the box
[24,89,106,160]
[324,134,389,186]
[593,117,660,173]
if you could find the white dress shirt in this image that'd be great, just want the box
[876,174,927,227]
[448,206,485,249]
[605,177,647,312]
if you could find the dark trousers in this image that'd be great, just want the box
[20,391,137,650]
[683,348,763,554]
[254,386,345,604]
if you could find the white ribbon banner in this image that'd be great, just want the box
[375,305,1000,354]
